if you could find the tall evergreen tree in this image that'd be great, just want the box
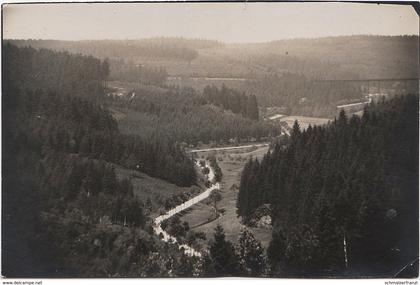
[205,224,240,276]
[236,228,266,276]
[238,95,419,277]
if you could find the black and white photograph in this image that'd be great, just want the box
[1,1,419,281]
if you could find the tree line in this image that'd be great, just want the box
[3,44,196,187]
[108,85,278,145]
[109,58,168,86]
[237,95,418,277]
[201,85,259,120]
[240,72,363,117]
[8,38,203,61]
[201,225,267,277]
[3,43,109,101]
[248,35,419,80]
[2,45,199,276]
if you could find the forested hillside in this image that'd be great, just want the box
[107,85,276,145]
[4,35,418,278]
[3,44,196,186]
[201,85,259,120]
[3,44,109,100]
[2,44,198,276]
[8,36,418,80]
[239,72,363,117]
[109,59,168,86]
[7,36,418,119]
[254,35,419,79]
[7,38,218,61]
[238,95,419,276]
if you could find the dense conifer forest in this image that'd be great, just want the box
[3,44,196,186]
[2,36,418,278]
[3,44,108,100]
[237,95,419,277]
[2,43,276,278]
[201,85,259,120]
[109,58,168,86]
[108,84,276,145]
[239,72,364,117]
[9,36,418,118]
[8,38,215,61]
[2,44,199,276]
[8,36,418,80]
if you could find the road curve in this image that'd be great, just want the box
[188,143,269,153]
[153,159,220,257]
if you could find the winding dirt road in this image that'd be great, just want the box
[153,160,220,257]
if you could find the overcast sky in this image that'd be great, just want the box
[3,2,419,43]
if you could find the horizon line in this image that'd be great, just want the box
[4,33,420,45]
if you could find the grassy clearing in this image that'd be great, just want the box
[107,80,169,94]
[180,145,273,248]
[279,115,331,130]
[115,166,201,217]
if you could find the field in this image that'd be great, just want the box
[279,115,331,130]
[107,80,168,95]
[180,145,272,248]
[115,166,201,217]
[166,76,246,92]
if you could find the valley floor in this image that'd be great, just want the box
[181,145,273,248]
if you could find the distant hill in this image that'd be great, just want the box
[7,38,222,62]
[6,36,418,80]
[7,36,418,118]
[245,35,419,79]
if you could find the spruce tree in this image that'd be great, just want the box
[236,228,266,276]
[206,224,239,276]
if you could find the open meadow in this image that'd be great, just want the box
[180,145,273,248]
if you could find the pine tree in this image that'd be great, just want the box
[246,95,259,120]
[206,224,239,276]
[236,228,266,276]
[238,95,419,277]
